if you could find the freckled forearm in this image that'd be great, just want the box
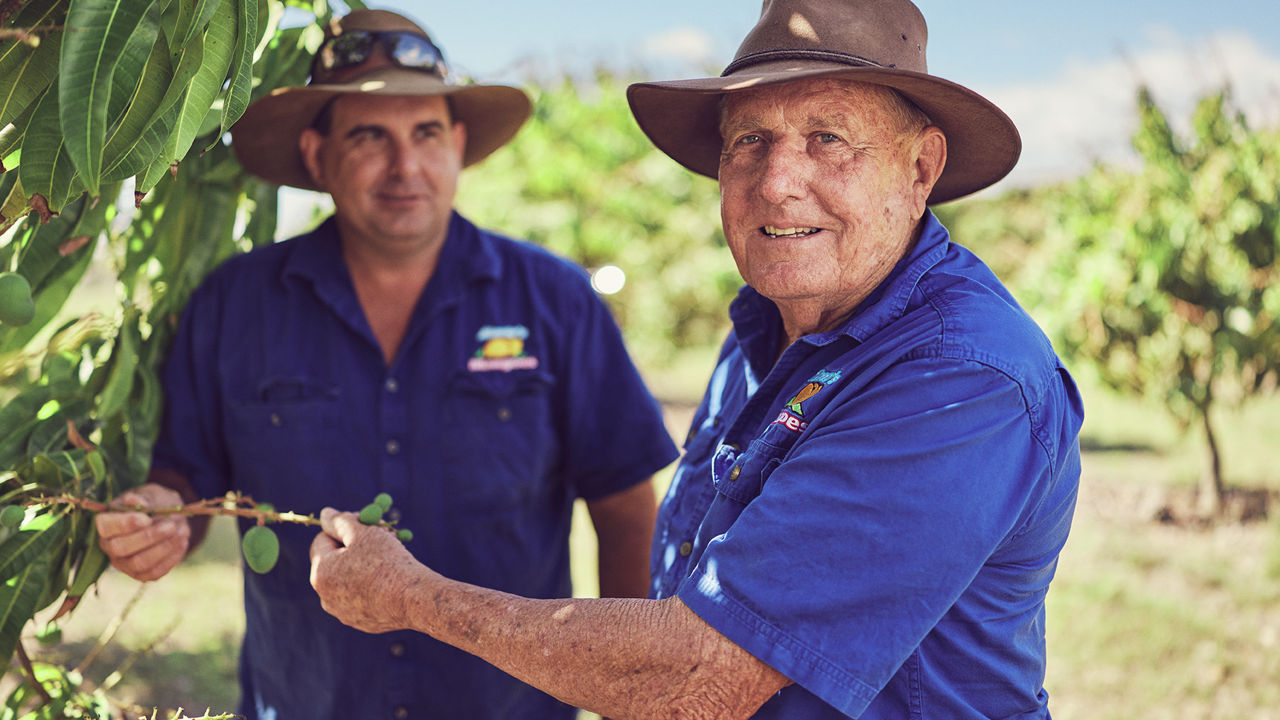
[399,577,783,719]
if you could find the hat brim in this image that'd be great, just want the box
[232,67,531,190]
[627,61,1020,204]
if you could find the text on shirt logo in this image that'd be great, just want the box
[467,324,540,372]
[773,369,843,432]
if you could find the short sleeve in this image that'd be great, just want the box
[150,279,232,499]
[677,357,1053,716]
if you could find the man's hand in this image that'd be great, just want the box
[95,483,190,582]
[309,507,432,634]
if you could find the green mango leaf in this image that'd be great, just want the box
[0,558,51,671]
[162,0,237,166]
[102,34,176,180]
[104,0,164,123]
[16,77,77,212]
[95,314,140,421]
[59,0,159,197]
[0,0,68,129]
[221,0,262,135]
[0,101,35,162]
[0,516,67,583]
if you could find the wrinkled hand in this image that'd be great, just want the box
[95,483,190,582]
[310,507,432,634]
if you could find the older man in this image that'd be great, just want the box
[94,9,677,720]
[310,1,1084,718]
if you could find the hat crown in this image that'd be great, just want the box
[728,0,928,76]
[312,9,443,85]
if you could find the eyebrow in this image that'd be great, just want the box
[343,120,447,139]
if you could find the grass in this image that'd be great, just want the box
[17,369,1280,718]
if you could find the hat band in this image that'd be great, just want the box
[722,48,891,77]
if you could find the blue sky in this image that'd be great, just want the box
[322,1,1280,191]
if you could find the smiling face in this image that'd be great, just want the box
[299,91,466,260]
[717,78,946,340]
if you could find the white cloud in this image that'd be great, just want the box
[636,27,717,72]
[989,28,1280,189]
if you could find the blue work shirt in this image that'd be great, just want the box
[653,212,1083,718]
[154,212,678,720]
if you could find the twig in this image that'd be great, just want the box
[75,581,147,676]
[34,494,324,527]
[14,641,54,705]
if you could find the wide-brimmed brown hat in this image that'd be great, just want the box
[232,9,531,191]
[626,0,1020,204]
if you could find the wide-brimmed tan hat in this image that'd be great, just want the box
[626,0,1020,204]
[232,9,531,190]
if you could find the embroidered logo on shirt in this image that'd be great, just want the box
[467,325,540,372]
[773,369,843,432]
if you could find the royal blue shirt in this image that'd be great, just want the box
[154,212,678,720]
[653,212,1083,718]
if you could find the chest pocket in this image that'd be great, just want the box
[441,369,558,509]
[710,421,799,505]
[224,377,345,503]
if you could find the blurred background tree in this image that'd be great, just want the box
[1016,88,1280,515]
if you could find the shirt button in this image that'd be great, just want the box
[389,642,406,657]
[496,406,512,421]
[679,541,693,557]
[728,465,741,481]
[388,507,402,523]
[393,707,408,720]
[385,439,401,455]
[385,378,400,393]
[270,413,282,427]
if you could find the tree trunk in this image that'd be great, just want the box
[1197,400,1226,517]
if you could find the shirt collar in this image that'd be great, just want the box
[728,210,951,369]
[281,211,503,297]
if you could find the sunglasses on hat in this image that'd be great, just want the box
[314,30,450,80]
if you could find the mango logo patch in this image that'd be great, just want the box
[468,325,540,372]
[773,369,842,432]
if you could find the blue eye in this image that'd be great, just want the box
[816,132,840,143]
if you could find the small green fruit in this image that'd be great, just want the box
[358,503,383,525]
[241,525,280,574]
[0,505,24,528]
[373,492,393,512]
[396,528,414,543]
[0,272,35,327]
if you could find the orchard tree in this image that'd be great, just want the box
[1032,86,1280,514]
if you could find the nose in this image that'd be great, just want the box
[386,137,420,178]
[756,138,810,204]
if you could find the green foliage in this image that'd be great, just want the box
[0,0,342,713]
[456,75,741,371]
[1025,87,1280,507]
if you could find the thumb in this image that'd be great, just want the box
[318,507,360,546]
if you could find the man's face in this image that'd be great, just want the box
[300,93,466,254]
[718,78,943,332]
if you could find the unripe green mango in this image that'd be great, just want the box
[242,525,280,574]
[358,503,383,525]
[0,272,35,326]
[0,504,24,528]
[373,492,393,512]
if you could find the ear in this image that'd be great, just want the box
[909,125,947,214]
[299,128,327,190]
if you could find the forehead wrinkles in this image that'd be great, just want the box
[721,78,904,144]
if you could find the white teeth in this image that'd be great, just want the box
[763,225,819,238]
